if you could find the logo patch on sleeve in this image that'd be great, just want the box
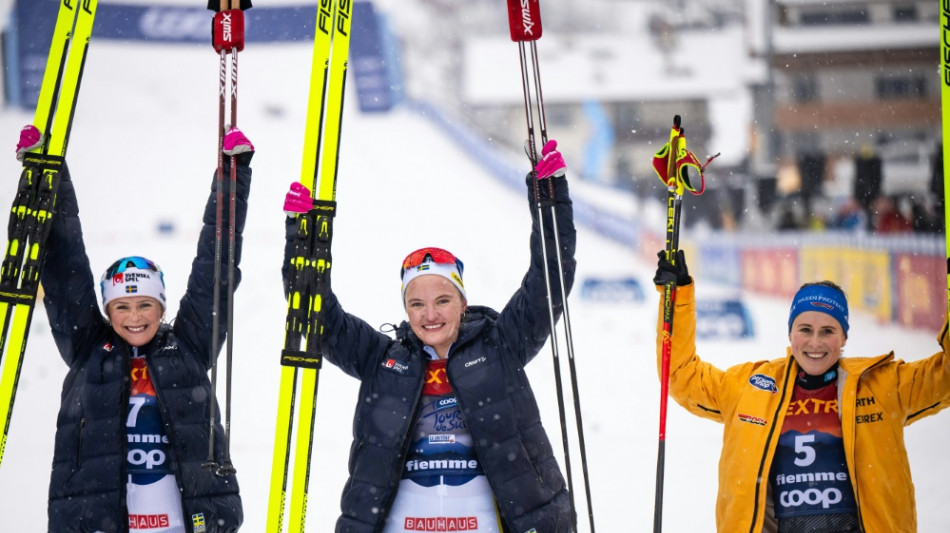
[382,358,410,375]
[749,374,778,393]
[738,413,768,426]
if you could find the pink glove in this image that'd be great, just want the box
[15,125,42,161]
[223,126,254,155]
[535,140,566,179]
[284,182,312,217]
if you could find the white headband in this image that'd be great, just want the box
[101,267,166,310]
[401,259,466,303]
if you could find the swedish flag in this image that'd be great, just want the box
[192,512,206,533]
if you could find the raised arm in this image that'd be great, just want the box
[280,181,393,379]
[496,140,576,365]
[39,164,102,367]
[174,131,253,365]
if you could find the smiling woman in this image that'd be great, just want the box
[281,140,578,532]
[34,126,255,532]
[787,281,849,378]
[401,248,467,358]
[654,252,950,533]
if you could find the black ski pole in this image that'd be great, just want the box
[205,0,248,474]
[507,1,597,530]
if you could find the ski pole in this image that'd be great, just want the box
[507,1,596,530]
[219,0,244,476]
[653,116,684,533]
[652,115,717,532]
[527,27,599,533]
[205,0,247,475]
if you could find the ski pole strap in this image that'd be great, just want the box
[506,0,543,41]
[530,171,556,208]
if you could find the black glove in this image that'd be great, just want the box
[653,249,692,286]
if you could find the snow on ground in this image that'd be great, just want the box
[0,27,947,533]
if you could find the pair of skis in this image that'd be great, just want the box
[266,0,354,531]
[0,0,99,468]
[506,1,596,531]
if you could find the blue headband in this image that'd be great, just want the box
[788,284,849,337]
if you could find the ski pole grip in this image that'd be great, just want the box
[506,0,543,42]
[212,9,245,53]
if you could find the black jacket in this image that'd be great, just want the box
[40,161,250,532]
[284,175,577,532]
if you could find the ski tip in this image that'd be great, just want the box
[673,115,681,128]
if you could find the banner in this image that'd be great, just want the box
[350,1,404,112]
[741,247,799,298]
[800,247,891,323]
[894,252,945,331]
[6,1,401,111]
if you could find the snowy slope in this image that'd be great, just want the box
[0,25,947,533]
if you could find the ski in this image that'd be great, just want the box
[941,3,950,327]
[0,0,98,467]
[266,0,353,530]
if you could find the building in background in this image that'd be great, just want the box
[746,0,940,229]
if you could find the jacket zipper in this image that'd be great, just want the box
[445,350,526,526]
[143,337,192,530]
[76,417,85,468]
[518,433,545,487]
[748,362,795,533]
[120,344,132,523]
[379,354,426,526]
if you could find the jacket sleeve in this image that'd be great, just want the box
[896,318,950,424]
[655,282,731,423]
[495,174,576,367]
[174,159,252,367]
[39,165,103,367]
[280,216,391,380]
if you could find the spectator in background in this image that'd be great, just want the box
[833,197,868,232]
[870,195,912,234]
[774,195,807,231]
[910,195,940,233]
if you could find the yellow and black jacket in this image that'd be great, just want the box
[656,283,950,533]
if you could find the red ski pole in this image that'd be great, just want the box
[651,115,717,531]
[206,0,248,475]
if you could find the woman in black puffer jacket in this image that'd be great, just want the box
[34,126,253,533]
[282,141,577,533]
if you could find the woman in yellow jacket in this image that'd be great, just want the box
[653,250,950,533]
